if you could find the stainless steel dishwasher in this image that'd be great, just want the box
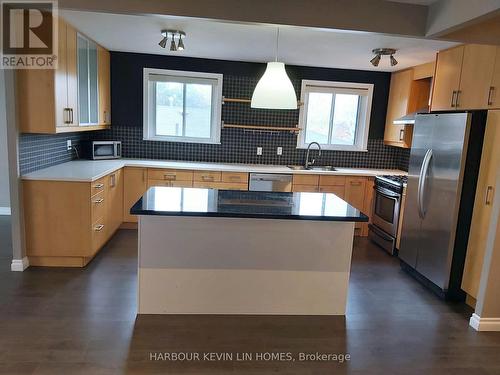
[249,173,293,192]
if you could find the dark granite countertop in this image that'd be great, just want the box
[130,187,368,222]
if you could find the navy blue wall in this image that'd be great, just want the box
[110,52,391,139]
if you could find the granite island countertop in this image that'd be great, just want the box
[130,186,369,222]
[22,159,407,182]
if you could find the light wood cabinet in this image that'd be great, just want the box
[222,172,249,184]
[319,175,346,198]
[123,167,147,223]
[148,180,193,188]
[192,182,248,190]
[490,47,500,109]
[16,17,111,133]
[384,69,413,148]
[383,64,432,149]
[458,45,496,110]
[98,46,111,125]
[462,110,500,299]
[345,177,367,230]
[107,169,123,236]
[431,46,464,111]
[194,171,222,182]
[431,44,498,111]
[148,168,193,182]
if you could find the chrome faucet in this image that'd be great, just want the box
[305,142,322,169]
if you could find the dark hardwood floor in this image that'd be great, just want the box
[1,216,500,374]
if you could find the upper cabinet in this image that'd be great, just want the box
[431,44,499,111]
[16,17,111,134]
[491,47,500,109]
[384,62,433,148]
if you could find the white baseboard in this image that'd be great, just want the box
[0,207,11,215]
[11,257,29,272]
[469,313,500,331]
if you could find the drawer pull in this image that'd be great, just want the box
[93,198,104,204]
[485,186,494,205]
[202,176,215,181]
[488,86,494,106]
[164,174,177,180]
[228,176,241,181]
[399,129,405,141]
[350,181,362,186]
[93,183,104,189]
[94,224,104,232]
[451,90,457,107]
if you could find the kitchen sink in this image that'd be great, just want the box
[287,165,336,171]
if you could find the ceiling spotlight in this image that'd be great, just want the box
[177,32,185,51]
[390,54,398,66]
[370,54,381,67]
[370,48,398,67]
[158,35,168,48]
[170,36,177,52]
[159,29,186,52]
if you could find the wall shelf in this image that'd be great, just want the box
[222,122,301,133]
[222,97,303,107]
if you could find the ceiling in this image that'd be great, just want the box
[61,10,456,72]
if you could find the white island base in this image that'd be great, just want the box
[138,215,355,315]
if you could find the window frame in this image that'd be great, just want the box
[143,68,223,144]
[297,80,374,152]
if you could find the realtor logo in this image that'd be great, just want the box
[1,0,58,68]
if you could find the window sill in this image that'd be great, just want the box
[143,137,221,145]
[296,145,368,152]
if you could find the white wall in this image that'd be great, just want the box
[0,70,10,213]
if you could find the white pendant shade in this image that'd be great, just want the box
[251,62,297,109]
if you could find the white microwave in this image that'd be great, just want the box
[87,141,122,160]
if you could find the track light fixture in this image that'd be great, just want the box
[370,48,397,67]
[159,30,186,51]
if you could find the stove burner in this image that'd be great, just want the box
[381,175,408,185]
[375,175,407,193]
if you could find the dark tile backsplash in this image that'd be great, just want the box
[19,132,88,174]
[19,54,410,175]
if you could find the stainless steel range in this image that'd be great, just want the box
[368,175,407,255]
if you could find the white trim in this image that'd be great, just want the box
[143,68,223,144]
[297,79,373,152]
[469,313,500,331]
[11,257,29,272]
[0,207,11,215]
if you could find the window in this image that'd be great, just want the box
[297,80,373,151]
[143,68,223,143]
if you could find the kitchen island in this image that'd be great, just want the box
[131,187,368,315]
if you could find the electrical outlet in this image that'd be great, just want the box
[277,147,283,155]
[66,140,72,151]
[257,147,263,156]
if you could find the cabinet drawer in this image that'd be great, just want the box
[148,168,193,182]
[319,175,346,186]
[193,171,222,182]
[292,184,319,192]
[91,218,107,254]
[148,180,193,188]
[222,172,249,184]
[293,174,319,186]
[90,190,106,222]
[91,177,105,196]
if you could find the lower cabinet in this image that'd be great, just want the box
[292,174,373,236]
[123,167,147,223]
[23,171,123,267]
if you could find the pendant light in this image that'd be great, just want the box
[251,28,297,109]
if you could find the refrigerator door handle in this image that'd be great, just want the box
[418,149,433,219]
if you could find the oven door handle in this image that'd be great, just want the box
[374,186,400,200]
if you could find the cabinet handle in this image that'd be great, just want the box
[228,176,240,181]
[202,175,215,181]
[164,174,176,180]
[68,108,74,124]
[94,183,104,189]
[94,224,105,232]
[485,186,494,205]
[488,87,494,106]
[451,91,457,107]
[455,90,461,108]
[350,181,362,186]
[399,129,405,141]
[63,108,71,124]
[110,174,116,187]
[93,198,104,204]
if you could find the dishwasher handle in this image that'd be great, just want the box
[250,173,293,182]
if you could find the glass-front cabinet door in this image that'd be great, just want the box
[77,34,99,125]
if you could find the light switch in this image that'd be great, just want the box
[67,140,72,150]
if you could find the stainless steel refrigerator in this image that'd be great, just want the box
[399,112,486,300]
